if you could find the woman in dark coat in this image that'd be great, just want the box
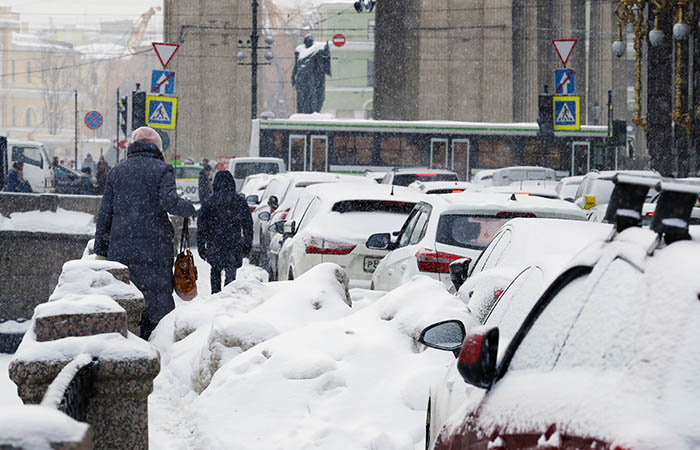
[197,170,253,293]
[94,126,196,339]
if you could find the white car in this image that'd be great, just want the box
[556,175,584,201]
[276,183,425,287]
[573,170,660,209]
[483,180,560,199]
[228,156,285,191]
[369,192,588,292]
[380,168,459,186]
[240,173,273,212]
[471,166,555,187]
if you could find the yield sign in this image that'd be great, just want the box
[552,39,577,67]
[152,42,180,68]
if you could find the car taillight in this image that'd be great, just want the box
[415,248,462,273]
[496,211,536,218]
[304,236,356,255]
[452,189,464,193]
[494,288,504,299]
[279,207,290,221]
[249,205,256,212]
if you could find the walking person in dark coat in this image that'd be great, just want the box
[95,155,109,194]
[197,170,253,294]
[94,126,196,340]
[198,159,213,202]
[4,161,32,192]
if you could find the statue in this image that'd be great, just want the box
[291,34,331,114]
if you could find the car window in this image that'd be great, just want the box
[574,178,589,200]
[409,205,431,245]
[297,197,322,231]
[590,179,615,204]
[482,229,512,270]
[398,209,421,248]
[12,146,43,168]
[233,162,280,179]
[471,229,506,274]
[508,273,590,372]
[484,266,544,364]
[435,215,507,250]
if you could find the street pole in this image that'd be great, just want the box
[116,88,120,164]
[74,90,78,171]
[251,0,259,120]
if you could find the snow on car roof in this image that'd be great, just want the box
[423,192,587,220]
[408,180,472,192]
[299,182,427,204]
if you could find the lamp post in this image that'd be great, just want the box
[614,0,700,176]
[238,0,274,120]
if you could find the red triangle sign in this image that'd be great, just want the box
[152,42,180,68]
[552,39,577,67]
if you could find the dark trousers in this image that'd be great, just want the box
[211,263,238,294]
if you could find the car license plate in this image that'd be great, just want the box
[363,256,382,273]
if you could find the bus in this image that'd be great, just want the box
[249,117,616,180]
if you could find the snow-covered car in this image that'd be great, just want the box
[258,172,369,277]
[573,170,660,210]
[588,201,700,225]
[556,174,584,201]
[421,179,700,449]
[458,218,613,323]
[228,156,285,191]
[240,173,273,212]
[369,192,587,292]
[482,180,559,199]
[471,166,555,187]
[408,180,472,194]
[276,183,424,287]
[380,168,459,186]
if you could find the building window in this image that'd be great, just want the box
[11,106,15,127]
[368,20,375,41]
[367,60,374,87]
[11,60,15,82]
[25,108,33,127]
[26,62,31,83]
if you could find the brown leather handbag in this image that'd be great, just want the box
[173,217,198,301]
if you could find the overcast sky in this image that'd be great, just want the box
[1,0,164,29]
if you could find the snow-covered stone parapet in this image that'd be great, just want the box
[50,259,145,335]
[9,292,160,449]
[0,404,93,449]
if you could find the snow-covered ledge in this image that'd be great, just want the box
[8,293,160,450]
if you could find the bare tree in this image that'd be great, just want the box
[39,43,77,135]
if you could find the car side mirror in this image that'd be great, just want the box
[449,257,471,292]
[457,326,499,389]
[269,220,285,234]
[246,194,259,205]
[283,220,296,235]
[268,195,279,211]
[366,232,391,250]
[258,211,271,221]
[419,320,466,358]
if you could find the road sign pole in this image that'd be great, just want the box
[74,90,78,171]
[116,88,120,163]
[251,0,259,120]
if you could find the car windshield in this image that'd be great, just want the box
[558,181,581,199]
[234,162,280,179]
[173,167,201,179]
[436,215,509,249]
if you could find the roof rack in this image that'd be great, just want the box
[647,179,700,255]
[603,174,658,237]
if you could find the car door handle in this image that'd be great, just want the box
[387,270,393,277]
[400,263,407,271]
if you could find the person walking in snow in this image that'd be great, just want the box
[197,170,253,294]
[198,159,214,202]
[94,126,196,340]
[82,153,97,176]
[95,155,110,194]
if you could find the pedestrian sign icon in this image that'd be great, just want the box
[145,96,177,129]
[556,103,574,122]
[553,96,580,130]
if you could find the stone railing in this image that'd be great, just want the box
[6,260,159,450]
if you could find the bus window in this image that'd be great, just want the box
[355,136,373,165]
[289,135,306,171]
[332,135,374,166]
[478,138,514,168]
[452,140,469,181]
[430,139,448,169]
[380,136,419,166]
[311,136,328,171]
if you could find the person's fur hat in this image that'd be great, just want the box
[130,126,162,151]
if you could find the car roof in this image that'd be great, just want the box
[231,156,284,163]
[408,180,472,191]
[299,182,426,204]
[391,167,458,175]
[559,175,585,183]
[585,170,659,180]
[422,192,587,219]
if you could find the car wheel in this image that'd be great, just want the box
[425,397,431,450]
[288,267,294,280]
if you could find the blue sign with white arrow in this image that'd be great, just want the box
[150,70,176,94]
[554,68,575,95]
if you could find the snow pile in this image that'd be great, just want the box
[0,405,89,449]
[149,264,470,449]
[49,259,142,303]
[0,208,95,235]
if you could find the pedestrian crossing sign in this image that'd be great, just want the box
[553,96,580,130]
[146,95,177,129]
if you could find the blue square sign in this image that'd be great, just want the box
[151,70,175,95]
[553,96,580,130]
[146,96,177,129]
[554,69,575,95]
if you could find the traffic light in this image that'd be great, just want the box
[611,119,626,147]
[119,96,128,135]
[132,90,146,130]
[537,94,554,138]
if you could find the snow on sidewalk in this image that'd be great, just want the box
[148,262,471,450]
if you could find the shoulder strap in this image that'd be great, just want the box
[180,217,190,253]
